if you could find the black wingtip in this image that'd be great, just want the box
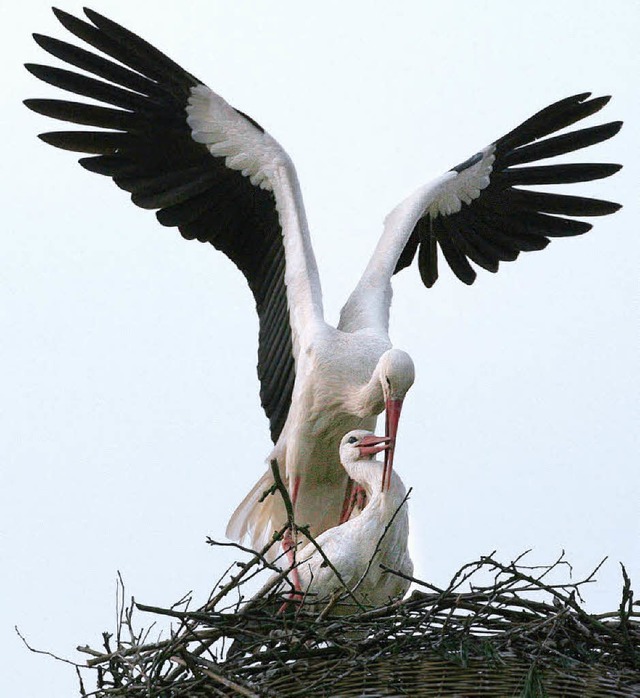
[24,63,40,77]
[83,7,102,24]
[610,120,624,135]
[52,7,72,23]
[23,98,40,113]
[51,7,84,35]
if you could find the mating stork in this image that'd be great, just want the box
[24,8,622,552]
[289,430,413,613]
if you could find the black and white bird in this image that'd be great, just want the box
[24,8,622,552]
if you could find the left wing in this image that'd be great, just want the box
[379,93,622,288]
[24,8,326,443]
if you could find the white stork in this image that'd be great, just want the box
[280,430,412,613]
[24,9,622,553]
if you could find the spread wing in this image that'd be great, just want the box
[380,93,622,288]
[24,8,325,443]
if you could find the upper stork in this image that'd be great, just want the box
[24,8,622,552]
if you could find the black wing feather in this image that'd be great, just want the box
[25,8,292,442]
[396,92,622,286]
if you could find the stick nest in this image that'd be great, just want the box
[32,546,634,697]
[19,471,640,696]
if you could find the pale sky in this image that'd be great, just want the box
[2,2,638,696]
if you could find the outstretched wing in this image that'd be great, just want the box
[24,8,325,443]
[388,93,622,287]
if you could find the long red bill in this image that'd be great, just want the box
[358,434,391,457]
[382,398,403,491]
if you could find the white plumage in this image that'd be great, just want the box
[284,430,413,613]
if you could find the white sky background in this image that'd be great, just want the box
[2,1,638,695]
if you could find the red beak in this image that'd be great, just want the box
[383,398,403,491]
[358,434,391,458]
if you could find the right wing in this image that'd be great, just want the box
[352,92,622,309]
[393,92,623,287]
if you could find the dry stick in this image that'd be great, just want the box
[379,566,444,594]
[618,563,639,668]
[239,567,296,616]
[80,630,221,668]
[203,523,290,612]
[171,655,260,698]
[483,554,610,623]
[374,556,566,658]
[520,549,573,582]
[159,490,295,686]
[412,554,497,631]
[15,626,86,669]
[296,521,366,611]
[206,537,289,578]
[269,458,365,611]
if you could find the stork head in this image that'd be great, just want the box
[339,430,391,483]
[377,349,415,491]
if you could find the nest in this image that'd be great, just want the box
[21,549,639,697]
[18,474,640,696]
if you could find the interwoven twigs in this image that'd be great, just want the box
[15,474,640,696]
[52,547,638,697]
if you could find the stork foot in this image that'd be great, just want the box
[278,527,303,613]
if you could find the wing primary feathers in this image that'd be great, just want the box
[416,219,439,288]
[496,93,610,151]
[24,98,140,130]
[393,230,419,274]
[497,163,622,187]
[433,225,477,285]
[27,7,295,443]
[78,154,124,175]
[491,189,621,217]
[25,63,158,112]
[514,212,593,238]
[503,121,623,167]
[31,33,175,103]
[82,8,201,88]
[465,212,524,260]
[51,7,199,92]
[396,92,621,286]
[37,129,128,153]
[439,213,499,273]
[133,171,234,211]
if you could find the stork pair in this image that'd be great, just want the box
[25,8,622,611]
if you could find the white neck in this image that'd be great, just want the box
[345,362,385,418]
[345,459,406,505]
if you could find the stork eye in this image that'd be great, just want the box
[347,436,358,444]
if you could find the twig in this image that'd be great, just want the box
[269,458,366,610]
[15,626,85,668]
[351,487,412,597]
[171,655,260,697]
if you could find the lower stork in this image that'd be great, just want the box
[289,430,413,613]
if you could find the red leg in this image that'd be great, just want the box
[279,476,303,613]
[339,477,355,523]
[353,485,368,512]
[340,477,367,523]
